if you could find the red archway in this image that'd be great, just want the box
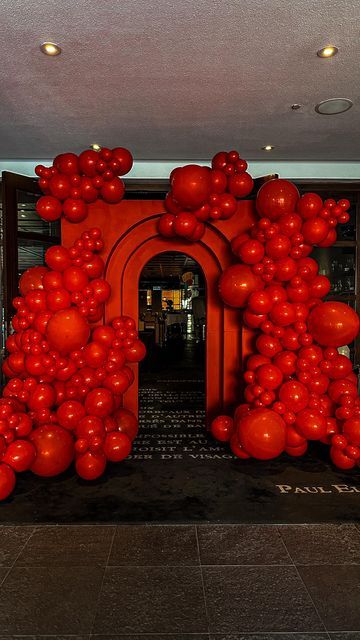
[62,197,257,423]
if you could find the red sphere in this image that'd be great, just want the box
[3,440,36,472]
[228,172,254,198]
[308,302,360,347]
[279,381,309,413]
[103,431,132,462]
[63,198,87,223]
[302,217,329,244]
[49,174,71,201]
[210,415,234,442]
[219,264,263,308]
[297,192,323,219]
[36,196,62,221]
[19,266,48,296]
[238,408,286,459]
[124,340,146,363]
[56,400,86,430]
[78,150,99,177]
[112,147,133,175]
[171,165,212,210]
[256,179,300,220]
[295,409,327,440]
[54,152,79,175]
[62,267,89,292]
[75,450,107,480]
[101,177,125,204]
[238,240,265,264]
[256,364,283,390]
[113,408,138,441]
[46,308,90,354]
[85,387,114,418]
[158,213,176,238]
[29,424,74,477]
[0,463,16,500]
[45,245,72,272]
[343,416,360,447]
[174,212,198,238]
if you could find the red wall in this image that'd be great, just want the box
[62,198,256,422]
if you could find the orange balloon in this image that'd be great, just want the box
[238,408,286,459]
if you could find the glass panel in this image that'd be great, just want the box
[312,246,356,296]
[17,237,57,277]
[17,189,60,238]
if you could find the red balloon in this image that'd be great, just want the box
[302,218,329,244]
[103,371,130,395]
[46,308,90,354]
[78,150,99,177]
[2,440,36,472]
[229,434,250,458]
[330,446,355,470]
[103,431,132,462]
[76,415,105,440]
[238,240,264,264]
[238,408,286,459]
[343,416,360,446]
[82,255,104,279]
[85,387,114,418]
[46,288,71,312]
[56,400,86,430]
[295,409,327,440]
[211,170,227,194]
[219,264,263,308]
[112,147,133,175]
[256,179,300,220]
[43,271,64,291]
[273,350,297,375]
[36,196,62,221]
[54,152,79,175]
[256,364,283,390]
[84,341,108,368]
[19,266,48,296]
[270,302,296,327]
[308,302,360,347]
[171,165,212,209]
[49,174,71,201]
[328,378,358,403]
[29,424,74,477]
[80,177,99,203]
[63,198,87,223]
[286,442,308,457]
[101,177,125,204]
[256,334,282,357]
[218,193,237,219]
[228,172,254,198]
[28,383,56,411]
[91,278,111,303]
[323,354,352,380]
[248,290,273,314]
[92,325,116,348]
[286,425,306,448]
[278,213,302,236]
[274,257,297,281]
[0,463,16,500]
[174,212,197,238]
[158,213,176,238]
[318,228,337,248]
[279,381,309,413]
[113,408,138,441]
[124,340,146,363]
[297,192,323,219]
[265,234,291,259]
[210,415,234,442]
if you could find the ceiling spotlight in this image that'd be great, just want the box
[90,143,101,151]
[262,145,274,151]
[317,45,338,58]
[315,97,353,115]
[40,42,61,56]
[291,104,302,110]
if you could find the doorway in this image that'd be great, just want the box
[138,251,206,414]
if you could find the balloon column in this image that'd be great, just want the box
[0,147,146,500]
[208,176,360,469]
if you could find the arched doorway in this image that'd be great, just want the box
[138,251,206,421]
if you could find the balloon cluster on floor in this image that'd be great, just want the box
[158,151,254,241]
[35,147,133,223]
[0,146,146,499]
[210,177,360,469]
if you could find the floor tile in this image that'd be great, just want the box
[299,565,360,631]
[209,634,329,639]
[0,527,34,567]
[202,565,324,632]
[93,566,208,633]
[15,525,115,566]
[92,636,209,640]
[279,524,360,564]
[329,634,360,639]
[0,566,104,634]
[197,525,290,565]
[109,525,199,566]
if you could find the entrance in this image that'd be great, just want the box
[138,251,206,426]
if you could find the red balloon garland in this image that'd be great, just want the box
[0,146,359,500]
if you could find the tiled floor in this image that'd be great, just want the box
[0,524,359,638]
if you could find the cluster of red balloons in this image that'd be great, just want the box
[158,150,254,241]
[0,220,145,498]
[35,147,133,222]
[211,178,360,469]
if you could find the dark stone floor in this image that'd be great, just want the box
[0,523,359,637]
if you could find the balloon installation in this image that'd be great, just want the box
[1,145,360,501]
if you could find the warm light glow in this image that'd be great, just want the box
[90,143,101,151]
[262,145,274,151]
[317,45,338,58]
[40,42,61,56]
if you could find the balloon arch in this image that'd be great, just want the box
[0,146,359,501]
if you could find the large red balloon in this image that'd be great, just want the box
[19,266,48,296]
[237,408,286,459]
[46,308,90,354]
[29,424,74,477]
[256,179,300,220]
[308,302,360,347]
[35,196,62,221]
[219,264,263,308]
[171,165,212,209]
[0,463,16,500]
[45,246,72,272]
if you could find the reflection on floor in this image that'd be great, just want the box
[0,523,359,636]
[0,337,359,524]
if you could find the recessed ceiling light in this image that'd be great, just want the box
[90,143,101,151]
[315,97,353,115]
[261,145,274,151]
[291,104,302,110]
[317,45,338,58]
[40,42,61,56]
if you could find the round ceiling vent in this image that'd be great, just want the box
[315,98,353,115]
